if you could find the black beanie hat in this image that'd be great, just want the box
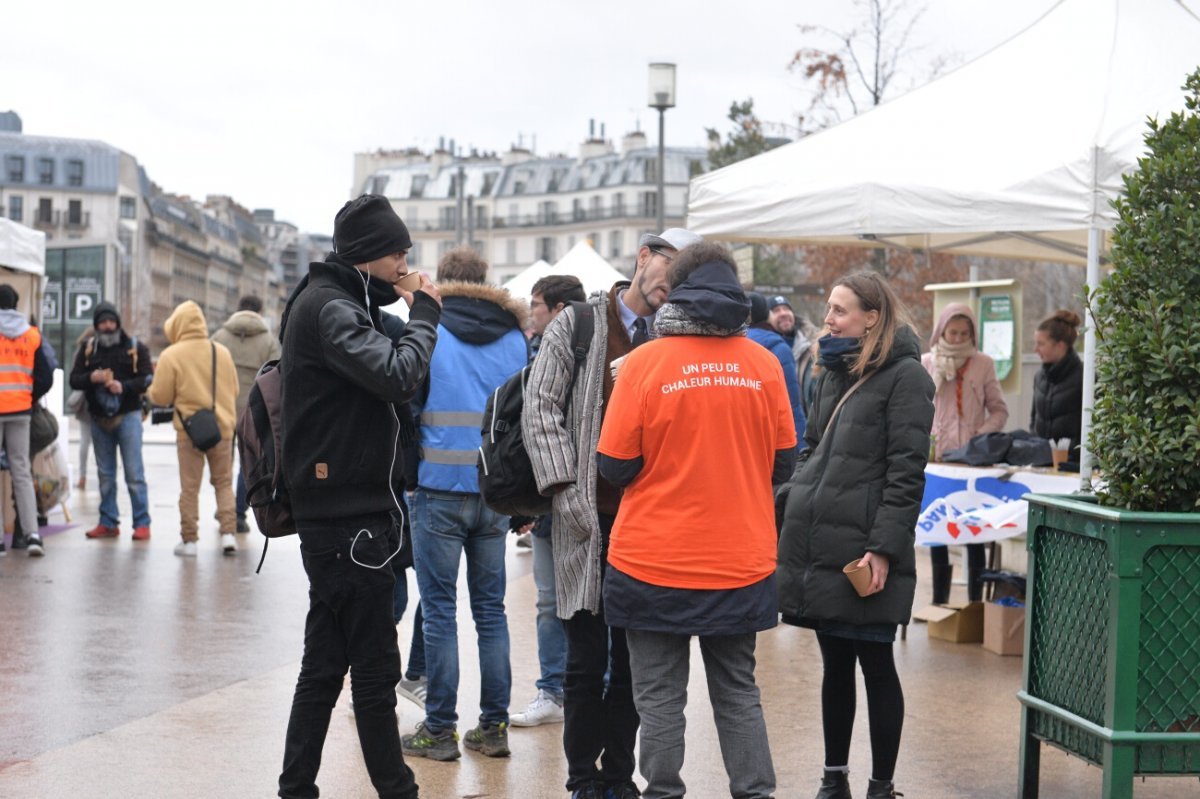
[748,292,769,325]
[0,284,18,310]
[333,194,413,265]
[93,300,122,329]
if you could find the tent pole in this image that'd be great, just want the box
[1079,227,1100,491]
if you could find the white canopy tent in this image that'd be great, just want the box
[503,243,626,300]
[687,0,1200,481]
[0,218,46,319]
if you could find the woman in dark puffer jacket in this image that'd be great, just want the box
[776,271,934,799]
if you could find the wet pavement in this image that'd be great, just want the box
[1,424,1197,797]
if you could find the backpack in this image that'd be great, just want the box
[478,301,594,517]
[236,358,295,571]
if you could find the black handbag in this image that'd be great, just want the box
[30,402,59,455]
[179,344,222,451]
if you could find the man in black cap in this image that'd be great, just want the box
[277,194,440,799]
[68,301,153,541]
[768,294,819,418]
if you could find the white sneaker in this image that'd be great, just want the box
[397,676,427,708]
[221,533,238,555]
[510,688,564,727]
[174,541,198,557]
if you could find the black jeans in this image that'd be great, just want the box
[562,513,639,791]
[278,515,418,799]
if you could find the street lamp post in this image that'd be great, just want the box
[647,62,676,233]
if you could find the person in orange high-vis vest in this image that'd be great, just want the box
[0,284,45,557]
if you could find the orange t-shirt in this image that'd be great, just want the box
[597,334,797,590]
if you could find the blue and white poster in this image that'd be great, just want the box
[916,464,1080,546]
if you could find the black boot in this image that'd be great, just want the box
[816,769,852,799]
[967,567,984,602]
[865,778,902,798]
[931,563,953,604]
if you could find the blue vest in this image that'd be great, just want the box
[418,325,527,493]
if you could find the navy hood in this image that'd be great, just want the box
[666,262,751,331]
[438,282,528,345]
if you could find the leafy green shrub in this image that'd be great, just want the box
[1091,67,1200,512]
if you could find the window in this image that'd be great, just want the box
[409,175,428,198]
[639,191,657,218]
[408,242,420,267]
[590,195,603,215]
[572,198,584,222]
[507,203,519,225]
[7,195,22,222]
[5,155,24,182]
[406,206,419,225]
[609,230,622,259]
[536,236,556,262]
[37,158,54,185]
[612,193,625,216]
[480,172,497,195]
[438,206,457,230]
[538,201,557,225]
[645,157,658,184]
[37,197,52,224]
[66,159,84,186]
[67,199,83,226]
[506,239,516,264]
[119,196,137,219]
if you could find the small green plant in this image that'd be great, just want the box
[1091,67,1200,512]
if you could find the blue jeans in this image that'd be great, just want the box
[411,488,511,732]
[92,414,150,528]
[532,529,566,697]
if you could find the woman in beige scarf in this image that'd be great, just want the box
[920,303,1008,604]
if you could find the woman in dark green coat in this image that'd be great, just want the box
[776,271,934,799]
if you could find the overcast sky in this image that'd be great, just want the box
[7,0,1063,234]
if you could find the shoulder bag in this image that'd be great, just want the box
[179,344,222,451]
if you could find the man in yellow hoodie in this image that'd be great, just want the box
[147,301,239,557]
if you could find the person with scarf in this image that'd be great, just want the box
[776,272,934,799]
[920,303,1008,604]
[597,242,796,799]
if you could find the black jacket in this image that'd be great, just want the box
[1030,347,1083,452]
[280,259,439,523]
[776,326,934,627]
[67,331,153,417]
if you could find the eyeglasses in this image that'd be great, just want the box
[529,300,547,310]
[649,247,675,263]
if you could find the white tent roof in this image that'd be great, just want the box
[0,218,46,275]
[687,0,1200,265]
[503,244,625,300]
[501,259,554,300]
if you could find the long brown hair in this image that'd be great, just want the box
[833,271,913,376]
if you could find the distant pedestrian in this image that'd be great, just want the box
[211,294,281,534]
[509,273,585,729]
[67,328,96,491]
[0,285,53,557]
[776,271,934,799]
[747,291,806,445]
[277,194,439,799]
[68,302,153,541]
[401,247,527,762]
[597,244,796,799]
[146,300,239,556]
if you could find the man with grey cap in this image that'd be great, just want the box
[523,227,701,799]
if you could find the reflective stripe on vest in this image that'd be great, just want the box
[0,327,39,414]
[418,325,527,493]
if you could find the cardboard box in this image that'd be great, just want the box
[913,601,984,643]
[983,601,1026,656]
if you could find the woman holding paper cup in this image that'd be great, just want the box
[1031,309,1084,459]
[776,271,934,799]
[921,303,1009,605]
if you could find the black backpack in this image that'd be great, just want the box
[478,301,594,517]
[237,358,295,571]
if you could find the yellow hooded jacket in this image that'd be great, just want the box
[147,301,240,439]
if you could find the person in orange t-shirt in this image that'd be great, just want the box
[597,243,796,799]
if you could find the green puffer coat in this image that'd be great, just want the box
[776,326,934,627]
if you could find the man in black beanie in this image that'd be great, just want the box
[277,194,439,799]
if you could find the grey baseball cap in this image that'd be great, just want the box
[638,227,702,252]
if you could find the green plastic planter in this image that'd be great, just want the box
[1018,493,1200,798]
